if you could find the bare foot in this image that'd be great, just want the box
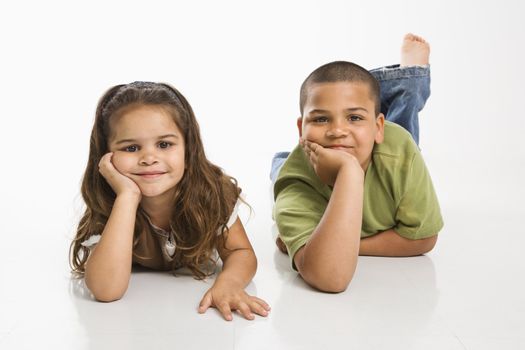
[400,33,430,67]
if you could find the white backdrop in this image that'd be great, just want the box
[1,0,524,258]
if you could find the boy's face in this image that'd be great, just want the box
[298,81,385,171]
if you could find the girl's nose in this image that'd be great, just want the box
[139,150,159,166]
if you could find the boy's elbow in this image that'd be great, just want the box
[314,275,352,293]
[300,266,354,293]
[418,235,438,254]
[295,248,356,293]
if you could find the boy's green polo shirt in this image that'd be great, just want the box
[273,121,444,266]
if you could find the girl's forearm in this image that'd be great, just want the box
[216,249,257,288]
[85,194,140,301]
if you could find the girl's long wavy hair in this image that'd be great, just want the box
[70,82,241,279]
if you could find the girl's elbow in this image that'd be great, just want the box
[85,276,128,302]
[90,288,126,302]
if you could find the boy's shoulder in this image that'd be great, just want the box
[374,121,419,161]
[368,121,423,190]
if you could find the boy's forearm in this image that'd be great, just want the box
[359,229,437,256]
[216,248,257,288]
[297,166,363,292]
[85,195,139,301]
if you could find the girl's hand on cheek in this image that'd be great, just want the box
[198,281,270,321]
[98,152,142,200]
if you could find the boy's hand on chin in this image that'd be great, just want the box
[301,139,363,186]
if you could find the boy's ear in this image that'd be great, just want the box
[374,113,385,144]
[297,117,303,137]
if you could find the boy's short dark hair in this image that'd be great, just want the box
[300,61,381,116]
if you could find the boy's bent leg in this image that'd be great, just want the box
[370,65,430,145]
[270,152,292,254]
[270,151,290,183]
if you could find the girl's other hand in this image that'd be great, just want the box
[198,282,270,321]
[98,152,142,200]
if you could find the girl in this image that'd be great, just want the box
[70,81,270,321]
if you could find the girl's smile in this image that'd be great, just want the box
[133,171,167,179]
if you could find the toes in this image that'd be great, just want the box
[404,33,415,41]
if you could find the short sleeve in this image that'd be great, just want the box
[80,234,101,249]
[274,179,328,269]
[225,197,243,229]
[394,151,444,239]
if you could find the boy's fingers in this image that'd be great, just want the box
[302,142,311,155]
[308,141,322,153]
[309,150,318,164]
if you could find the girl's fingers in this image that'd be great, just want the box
[249,300,269,317]
[237,302,255,320]
[217,302,233,322]
[98,152,113,167]
[198,292,212,314]
[98,153,117,178]
[252,297,271,311]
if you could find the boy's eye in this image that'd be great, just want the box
[313,116,329,123]
[348,115,362,122]
[158,141,172,149]
[124,145,139,152]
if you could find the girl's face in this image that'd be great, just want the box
[107,104,185,200]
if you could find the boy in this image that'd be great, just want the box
[272,34,443,293]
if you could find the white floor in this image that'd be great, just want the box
[1,1,525,349]
[1,197,524,349]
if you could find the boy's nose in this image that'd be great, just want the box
[326,122,349,138]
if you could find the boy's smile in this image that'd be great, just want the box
[298,81,385,170]
[108,105,186,200]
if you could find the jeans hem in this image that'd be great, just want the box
[370,64,430,81]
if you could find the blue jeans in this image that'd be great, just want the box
[270,64,431,182]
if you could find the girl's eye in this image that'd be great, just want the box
[125,145,139,152]
[158,141,172,149]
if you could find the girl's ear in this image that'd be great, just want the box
[374,113,385,144]
[296,117,303,137]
